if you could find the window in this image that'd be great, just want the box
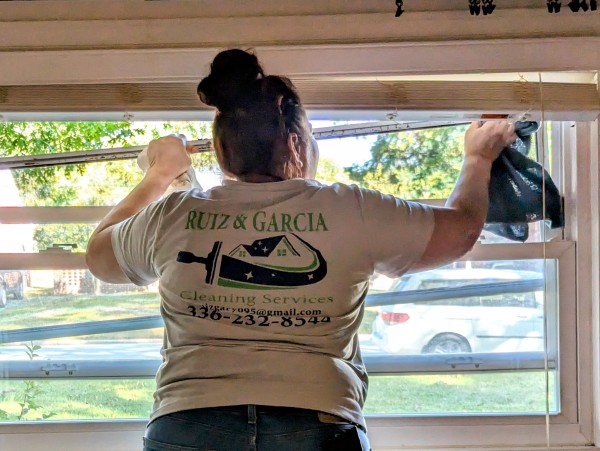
[0,117,567,416]
[0,76,596,450]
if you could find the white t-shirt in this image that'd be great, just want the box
[111,179,434,429]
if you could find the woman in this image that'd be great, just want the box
[87,49,515,451]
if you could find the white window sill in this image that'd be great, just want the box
[0,419,595,451]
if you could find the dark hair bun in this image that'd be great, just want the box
[197,49,264,111]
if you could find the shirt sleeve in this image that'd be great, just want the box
[357,188,435,278]
[110,199,166,286]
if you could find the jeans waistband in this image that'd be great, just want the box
[175,405,364,432]
[193,404,329,416]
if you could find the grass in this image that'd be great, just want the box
[2,289,160,329]
[1,289,162,340]
[0,371,557,421]
[0,379,155,420]
[364,371,557,415]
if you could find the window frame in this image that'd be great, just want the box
[0,120,590,450]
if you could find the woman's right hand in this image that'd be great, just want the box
[464,121,517,163]
[145,135,196,185]
[410,120,517,273]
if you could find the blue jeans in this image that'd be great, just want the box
[143,405,370,451]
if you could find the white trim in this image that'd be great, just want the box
[0,206,110,224]
[572,121,597,442]
[0,5,599,54]
[0,253,86,270]
[1,39,600,86]
[0,0,584,20]
[366,422,592,450]
[0,422,593,451]
[593,117,600,451]
[0,422,146,451]
[1,352,556,379]
[462,242,572,261]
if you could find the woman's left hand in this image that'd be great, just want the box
[145,135,197,184]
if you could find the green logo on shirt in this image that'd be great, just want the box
[176,234,328,290]
[185,210,328,232]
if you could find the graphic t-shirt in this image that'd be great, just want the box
[111,179,434,429]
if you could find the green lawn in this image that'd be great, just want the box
[2,289,160,329]
[364,371,557,415]
[1,289,162,340]
[0,371,557,421]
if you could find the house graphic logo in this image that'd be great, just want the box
[176,234,327,289]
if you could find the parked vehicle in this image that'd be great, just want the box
[371,268,545,354]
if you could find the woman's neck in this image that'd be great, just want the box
[236,174,287,183]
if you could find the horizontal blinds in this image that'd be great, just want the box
[0,81,598,119]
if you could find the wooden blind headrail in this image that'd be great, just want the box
[0,81,597,114]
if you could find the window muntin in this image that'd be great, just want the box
[0,119,568,423]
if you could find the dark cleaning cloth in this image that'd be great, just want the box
[484,121,564,242]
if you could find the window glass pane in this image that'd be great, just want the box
[0,259,558,420]
[0,371,558,421]
[0,121,216,207]
[1,270,160,331]
[361,259,559,416]
[368,260,555,355]
[364,371,558,415]
[0,121,211,158]
[27,224,93,253]
[7,156,217,208]
[0,379,154,421]
[313,121,562,243]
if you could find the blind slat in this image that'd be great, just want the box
[0,81,597,117]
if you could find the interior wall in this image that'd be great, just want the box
[0,0,599,52]
[0,0,599,86]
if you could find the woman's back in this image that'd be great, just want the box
[113,178,434,429]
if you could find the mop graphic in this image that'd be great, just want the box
[176,234,327,289]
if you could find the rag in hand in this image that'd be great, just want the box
[137,139,203,196]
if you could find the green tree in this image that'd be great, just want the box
[315,157,352,185]
[0,121,214,250]
[346,125,467,199]
[0,122,146,206]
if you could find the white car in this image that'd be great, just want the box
[371,268,545,354]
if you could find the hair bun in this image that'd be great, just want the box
[197,49,264,111]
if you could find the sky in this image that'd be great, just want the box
[310,120,376,168]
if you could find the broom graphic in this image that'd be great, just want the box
[176,241,222,285]
[176,235,327,289]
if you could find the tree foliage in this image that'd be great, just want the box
[345,125,468,199]
[0,122,147,206]
[0,121,213,250]
[315,157,353,185]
